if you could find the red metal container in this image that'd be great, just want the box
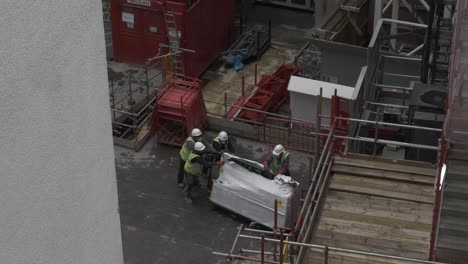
[110,0,235,77]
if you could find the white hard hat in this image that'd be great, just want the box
[272,144,284,156]
[194,142,206,152]
[191,128,202,137]
[219,131,228,142]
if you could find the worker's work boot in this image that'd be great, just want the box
[184,185,193,203]
[184,193,193,204]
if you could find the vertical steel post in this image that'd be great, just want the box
[430,137,448,260]
[128,76,134,113]
[373,116,379,156]
[224,92,228,118]
[374,0,383,31]
[242,76,245,96]
[314,88,323,176]
[279,229,284,264]
[274,199,278,230]
[145,67,149,101]
[256,31,260,55]
[110,77,116,121]
[255,64,258,86]
[391,0,400,51]
[261,234,265,264]
[324,246,329,264]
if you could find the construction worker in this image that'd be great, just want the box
[184,142,224,203]
[263,144,290,176]
[178,128,204,187]
[212,131,235,154]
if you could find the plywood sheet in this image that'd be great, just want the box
[332,164,435,185]
[329,174,434,204]
[334,156,436,176]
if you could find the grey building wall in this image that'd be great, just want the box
[0,1,123,264]
[309,39,368,87]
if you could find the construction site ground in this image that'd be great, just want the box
[115,132,311,264]
[202,22,312,117]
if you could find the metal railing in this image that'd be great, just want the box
[213,113,444,264]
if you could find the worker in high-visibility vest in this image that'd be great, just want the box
[178,128,204,187]
[184,142,224,203]
[212,131,235,154]
[206,131,234,190]
[263,144,290,176]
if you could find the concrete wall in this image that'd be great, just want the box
[315,0,341,27]
[309,39,368,86]
[0,1,123,264]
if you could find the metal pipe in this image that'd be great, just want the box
[261,234,265,264]
[374,83,413,91]
[417,0,430,11]
[314,88,322,175]
[373,116,379,156]
[294,121,336,232]
[279,230,284,264]
[255,64,258,86]
[336,136,439,150]
[213,252,281,264]
[230,224,244,255]
[242,76,245,96]
[383,55,423,61]
[406,43,424,56]
[324,246,329,264]
[241,249,277,256]
[390,0,400,51]
[383,72,420,78]
[274,200,278,230]
[298,140,334,239]
[224,92,228,118]
[382,0,394,14]
[374,0,383,30]
[334,117,442,132]
[112,121,137,129]
[366,101,408,108]
[235,235,446,264]
[241,227,292,237]
[382,18,428,28]
[296,157,333,264]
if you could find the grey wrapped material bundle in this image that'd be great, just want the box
[210,154,299,229]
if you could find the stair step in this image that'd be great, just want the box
[441,197,468,217]
[439,215,468,233]
[437,233,468,252]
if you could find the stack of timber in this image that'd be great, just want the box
[304,154,437,263]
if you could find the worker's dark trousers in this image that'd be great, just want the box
[184,173,200,198]
[177,156,185,184]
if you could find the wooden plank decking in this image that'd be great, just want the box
[303,155,437,263]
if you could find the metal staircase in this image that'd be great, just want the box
[436,160,468,263]
[429,0,456,85]
[434,0,468,262]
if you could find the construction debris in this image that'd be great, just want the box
[221,23,271,67]
[294,42,322,80]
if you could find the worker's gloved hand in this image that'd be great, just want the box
[217,161,225,166]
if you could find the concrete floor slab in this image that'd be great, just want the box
[115,133,311,263]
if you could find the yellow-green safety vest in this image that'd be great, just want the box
[270,151,289,174]
[184,152,202,176]
[180,137,195,161]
